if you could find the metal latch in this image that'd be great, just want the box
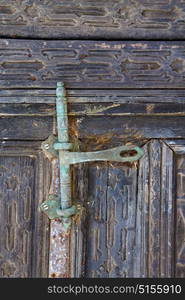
[40,82,144,230]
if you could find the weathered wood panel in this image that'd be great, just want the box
[0,141,50,277]
[0,116,53,140]
[0,104,54,116]
[72,140,185,277]
[73,161,138,278]
[136,141,174,277]
[69,103,185,116]
[70,116,185,151]
[2,103,185,117]
[175,154,185,278]
[1,40,185,89]
[1,89,185,104]
[0,0,185,39]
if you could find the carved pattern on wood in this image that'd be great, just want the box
[0,143,50,277]
[75,162,137,278]
[71,140,185,278]
[0,156,34,277]
[0,0,185,39]
[1,40,185,89]
[172,149,185,277]
[136,140,174,277]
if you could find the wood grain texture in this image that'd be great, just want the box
[0,0,185,39]
[2,103,185,119]
[0,116,53,140]
[70,163,88,278]
[1,40,185,90]
[0,141,50,277]
[76,162,138,278]
[70,116,185,152]
[74,140,176,278]
[175,154,185,278]
[165,140,185,278]
[1,89,185,104]
[136,141,174,277]
[72,140,184,277]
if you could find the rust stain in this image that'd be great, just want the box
[44,152,70,277]
[69,118,81,151]
[72,204,86,226]
[79,103,120,115]
[146,104,154,114]
[49,220,71,278]
[82,132,114,151]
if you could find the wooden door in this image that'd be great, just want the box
[0,0,185,278]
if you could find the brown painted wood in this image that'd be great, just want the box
[0,0,185,40]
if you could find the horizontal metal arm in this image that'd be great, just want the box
[53,143,143,164]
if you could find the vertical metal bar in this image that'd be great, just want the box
[56,82,72,229]
[56,82,69,143]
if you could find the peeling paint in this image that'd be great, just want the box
[78,103,121,115]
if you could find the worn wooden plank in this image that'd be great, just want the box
[72,140,177,278]
[78,161,137,278]
[69,103,185,116]
[0,142,50,277]
[136,140,174,277]
[175,155,185,278]
[160,142,175,277]
[70,163,88,278]
[106,163,137,277]
[84,163,108,277]
[135,143,149,277]
[166,141,185,278]
[2,103,185,117]
[0,104,54,116]
[0,0,185,39]
[165,141,185,278]
[1,40,185,89]
[70,116,185,151]
[0,116,53,140]
[1,89,185,104]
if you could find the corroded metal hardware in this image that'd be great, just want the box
[54,144,143,165]
[40,82,144,230]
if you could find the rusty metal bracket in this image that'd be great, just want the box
[40,82,144,230]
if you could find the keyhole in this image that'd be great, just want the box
[120,150,138,157]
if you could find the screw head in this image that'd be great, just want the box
[44,144,50,150]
